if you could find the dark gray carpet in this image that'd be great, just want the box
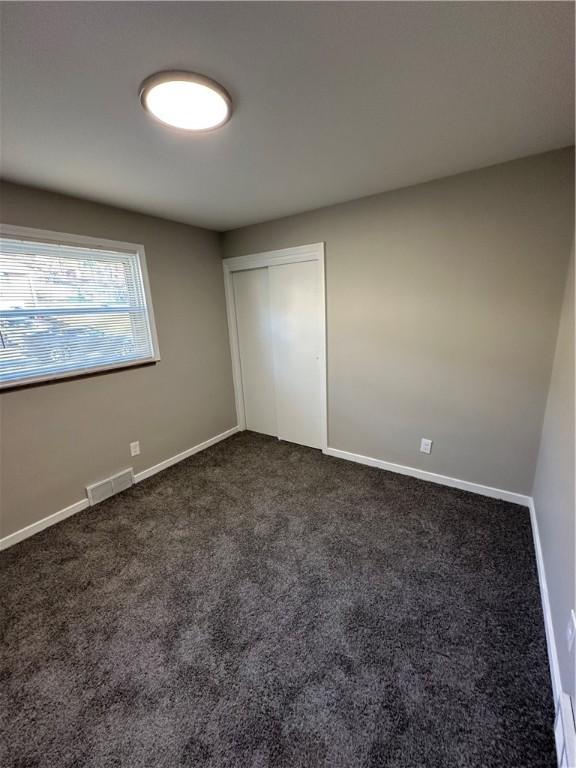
[1,431,555,767]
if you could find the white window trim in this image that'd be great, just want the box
[0,223,161,389]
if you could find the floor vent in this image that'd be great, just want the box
[86,468,134,506]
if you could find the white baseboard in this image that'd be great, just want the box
[324,446,531,506]
[528,499,562,706]
[0,498,89,551]
[133,426,240,482]
[325,445,571,763]
[529,499,575,767]
[2,429,569,764]
[0,425,240,551]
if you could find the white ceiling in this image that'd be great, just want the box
[1,2,573,231]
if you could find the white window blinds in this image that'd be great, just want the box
[0,231,159,388]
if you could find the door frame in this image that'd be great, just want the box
[223,242,327,451]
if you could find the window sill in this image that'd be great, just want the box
[0,358,160,393]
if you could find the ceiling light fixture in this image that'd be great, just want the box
[139,71,232,132]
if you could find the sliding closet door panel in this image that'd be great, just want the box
[232,269,277,436]
[269,261,323,449]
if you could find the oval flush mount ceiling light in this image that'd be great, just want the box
[139,71,232,131]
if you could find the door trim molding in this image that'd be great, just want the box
[224,243,325,272]
[223,243,327,451]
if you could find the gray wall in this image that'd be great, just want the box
[0,181,237,538]
[533,245,575,696]
[224,149,574,495]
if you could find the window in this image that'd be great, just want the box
[0,226,160,389]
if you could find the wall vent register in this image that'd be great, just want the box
[86,468,134,506]
[0,227,160,388]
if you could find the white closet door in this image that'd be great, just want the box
[268,260,323,449]
[232,268,277,436]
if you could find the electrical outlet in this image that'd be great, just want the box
[420,438,433,454]
[566,610,576,653]
[130,441,140,457]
